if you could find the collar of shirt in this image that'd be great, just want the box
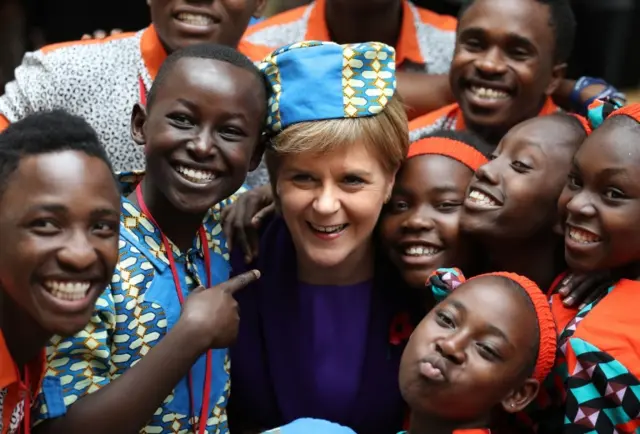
[0,330,45,396]
[454,97,559,130]
[140,25,166,82]
[117,171,215,273]
[139,24,274,83]
[304,0,425,68]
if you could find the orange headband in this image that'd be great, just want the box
[470,272,557,383]
[609,103,640,122]
[430,268,557,383]
[569,113,593,135]
[408,137,488,171]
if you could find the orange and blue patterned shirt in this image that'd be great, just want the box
[32,172,246,434]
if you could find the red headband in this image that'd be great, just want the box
[470,272,557,383]
[408,137,488,171]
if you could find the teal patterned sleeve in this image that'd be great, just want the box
[33,283,117,423]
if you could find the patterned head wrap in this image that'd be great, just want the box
[258,41,397,135]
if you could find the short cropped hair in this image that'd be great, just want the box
[0,110,114,197]
[147,43,267,109]
[458,0,576,63]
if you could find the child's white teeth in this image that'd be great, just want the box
[468,189,498,206]
[43,281,91,301]
[568,227,600,244]
[175,165,215,184]
[176,13,214,26]
[404,245,441,256]
[309,223,346,234]
[470,86,509,100]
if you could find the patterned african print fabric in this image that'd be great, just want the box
[32,172,246,433]
[258,40,397,135]
[545,279,640,433]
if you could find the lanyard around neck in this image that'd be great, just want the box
[135,185,214,433]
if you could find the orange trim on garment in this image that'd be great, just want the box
[0,331,17,389]
[140,25,167,81]
[408,137,488,171]
[305,0,425,66]
[138,25,267,78]
[238,39,274,62]
[40,30,136,55]
[410,98,559,134]
[0,329,46,434]
[243,0,456,66]
[408,103,459,132]
[456,98,560,130]
[0,115,9,132]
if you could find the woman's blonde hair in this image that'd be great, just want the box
[265,96,409,184]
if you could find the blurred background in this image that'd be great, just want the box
[2,0,639,97]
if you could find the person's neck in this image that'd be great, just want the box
[464,97,550,147]
[409,411,489,434]
[325,0,403,47]
[481,232,561,289]
[297,239,375,285]
[127,177,206,251]
[465,123,507,147]
[0,292,50,370]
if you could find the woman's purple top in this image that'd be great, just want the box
[229,217,406,434]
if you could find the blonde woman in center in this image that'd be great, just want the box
[229,41,410,434]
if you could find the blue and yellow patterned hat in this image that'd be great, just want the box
[258,41,397,135]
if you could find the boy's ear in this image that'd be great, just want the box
[131,103,148,147]
[545,63,567,97]
[249,135,267,172]
[501,378,540,413]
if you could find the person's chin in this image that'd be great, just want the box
[304,249,349,269]
[38,310,95,337]
[459,212,494,237]
[166,187,226,215]
[457,101,514,131]
[565,249,607,275]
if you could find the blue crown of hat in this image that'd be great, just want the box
[258,41,397,134]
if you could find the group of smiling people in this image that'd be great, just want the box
[1,0,639,434]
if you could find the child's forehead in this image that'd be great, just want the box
[1,152,117,207]
[583,122,640,163]
[439,279,534,338]
[165,57,246,87]
[505,118,581,152]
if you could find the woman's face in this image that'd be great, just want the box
[276,141,395,271]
